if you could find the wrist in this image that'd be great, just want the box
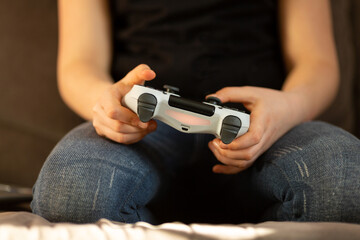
[283,91,311,125]
[58,64,114,120]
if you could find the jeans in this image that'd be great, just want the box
[31,121,360,224]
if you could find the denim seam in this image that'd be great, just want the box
[118,169,151,222]
[262,160,298,220]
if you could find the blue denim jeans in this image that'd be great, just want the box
[31,121,360,224]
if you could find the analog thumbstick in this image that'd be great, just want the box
[206,96,222,105]
[163,85,180,94]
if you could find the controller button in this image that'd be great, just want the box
[205,96,222,105]
[138,93,157,122]
[163,85,180,94]
[220,116,242,144]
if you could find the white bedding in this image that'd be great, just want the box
[1,212,360,240]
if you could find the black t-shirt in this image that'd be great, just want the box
[110,0,285,101]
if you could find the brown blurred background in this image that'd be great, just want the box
[0,0,359,188]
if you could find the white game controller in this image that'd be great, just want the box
[123,85,250,144]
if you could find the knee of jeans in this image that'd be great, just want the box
[31,146,160,223]
[304,129,360,222]
[258,122,360,222]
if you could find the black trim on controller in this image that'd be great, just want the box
[205,96,222,106]
[168,95,215,117]
[163,85,180,94]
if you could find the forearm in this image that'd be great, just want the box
[279,0,339,125]
[58,61,114,120]
[57,0,112,120]
[281,59,339,124]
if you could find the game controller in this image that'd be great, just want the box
[123,85,250,144]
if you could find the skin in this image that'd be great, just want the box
[208,0,339,174]
[57,0,339,174]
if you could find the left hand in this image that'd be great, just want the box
[208,86,304,174]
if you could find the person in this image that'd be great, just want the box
[31,0,360,224]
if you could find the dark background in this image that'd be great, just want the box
[0,0,359,188]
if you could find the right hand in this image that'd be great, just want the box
[92,64,157,144]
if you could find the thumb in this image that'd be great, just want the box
[120,64,156,86]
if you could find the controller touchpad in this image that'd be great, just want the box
[168,95,215,117]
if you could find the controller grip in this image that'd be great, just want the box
[137,93,157,122]
[220,116,242,144]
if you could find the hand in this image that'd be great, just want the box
[92,64,157,144]
[208,86,303,174]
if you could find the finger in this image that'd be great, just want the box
[101,119,156,134]
[120,64,156,86]
[207,86,258,104]
[94,105,156,133]
[212,165,243,175]
[217,128,263,151]
[218,109,266,150]
[208,142,251,169]
[98,91,147,127]
[211,139,260,161]
[94,122,152,144]
[220,131,261,150]
[94,102,146,132]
